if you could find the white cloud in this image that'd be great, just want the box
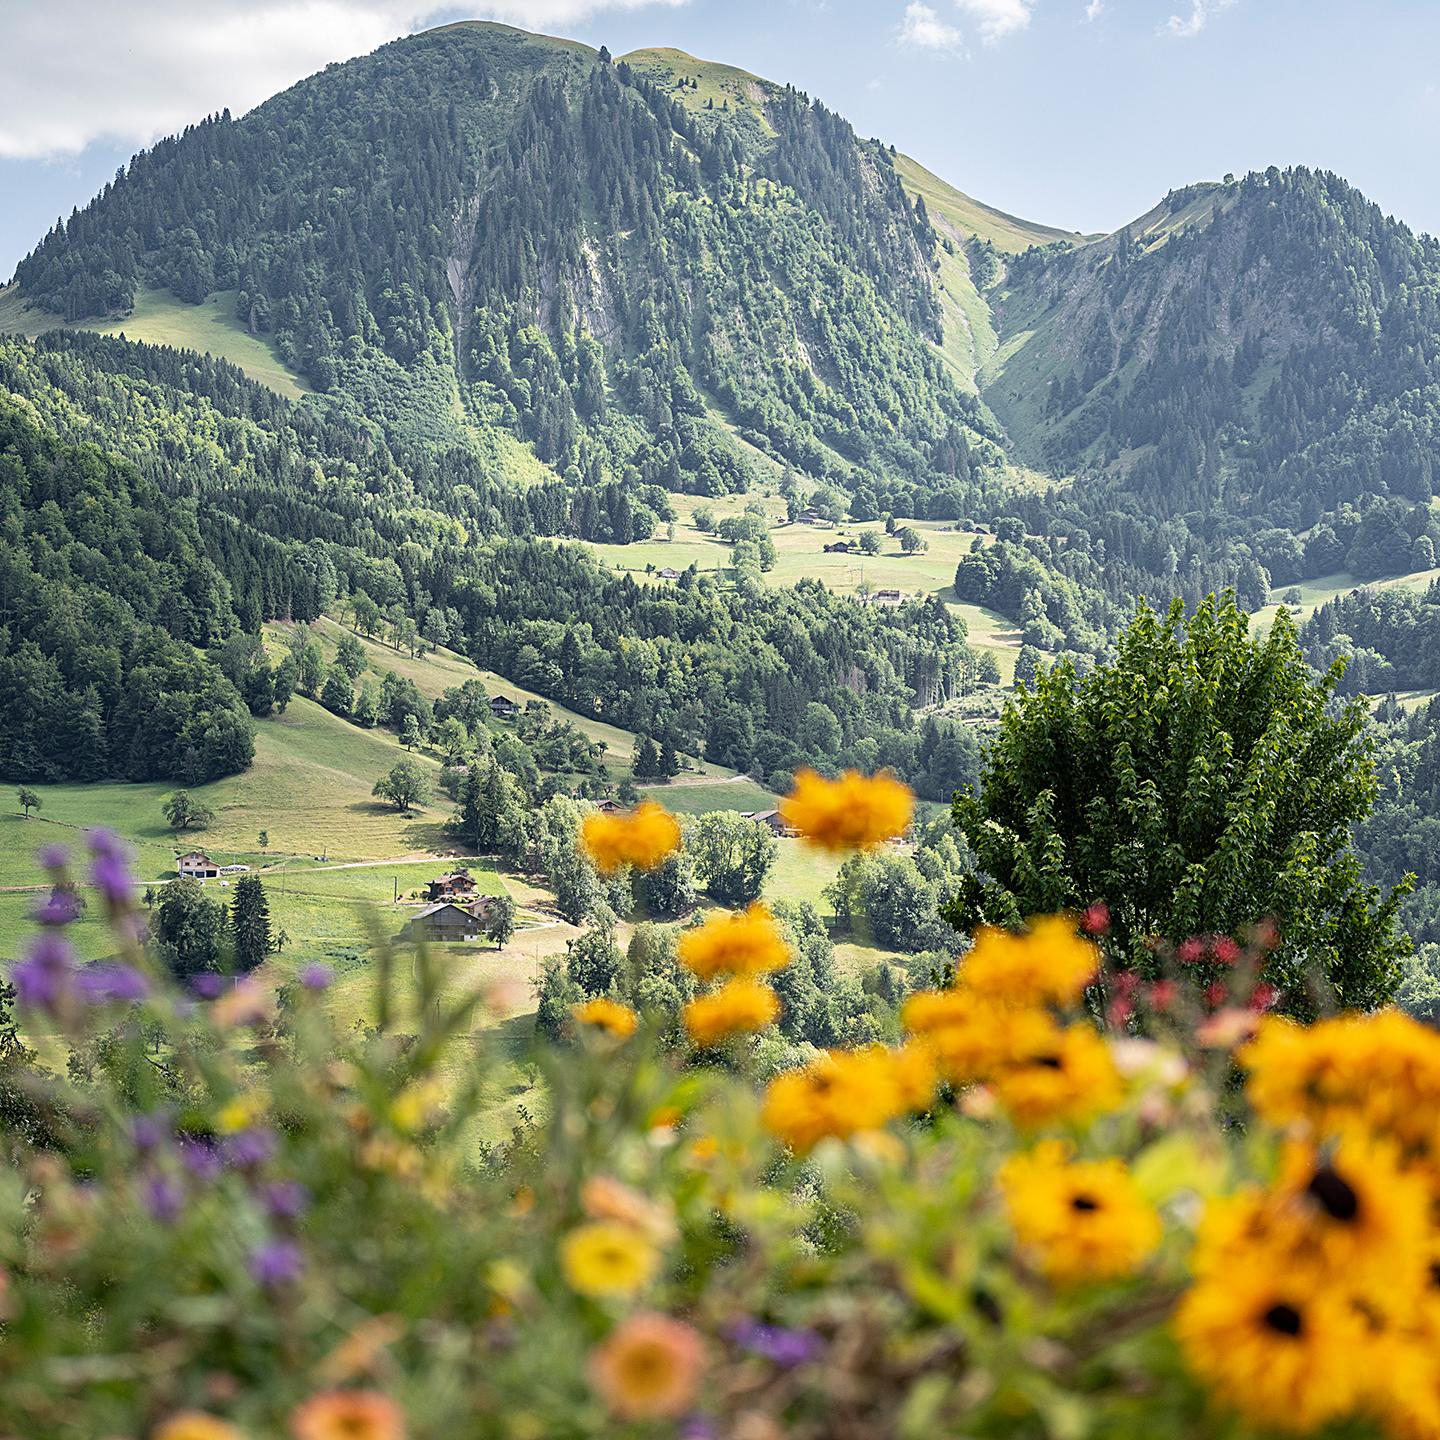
[1084,0,1103,20]
[897,2,964,51]
[0,0,686,160]
[954,0,1033,43]
[1163,0,1236,39]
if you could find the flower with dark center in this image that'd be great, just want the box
[1307,1165,1360,1222]
[1034,1054,1063,1070]
[1263,1302,1304,1337]
[1071,1193,1101,1212]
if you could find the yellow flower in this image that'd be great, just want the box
[1175,1269,1370,1432]
[1240,1010,1440,1153]
[761,1047,904,1152]
[561,1221,661,1298]
[961,916,1099,1009]
[1193,1133,1432,1309]
[888,1040,939,1113]
[1000,1141,1162,1283]
[677,903,791,981]
[289,1391,406,1440]
[683,978,780,1047]
[902,987,1058,1085]
[572,997,638,1039]
[154,1415,243,1440]
[587,1312,706,1421]
[779,768,913,851]
[388,1077,444,1135]
[581,800,681,874]
[991,1022,1124,1129]
[215,1092,266,1135]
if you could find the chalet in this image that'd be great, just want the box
[593,798,624,814]
[823,540,854,554]
[177,851,220,880]
[868,588,906,609]
[401,902,486,943]
[795,509,824,525]
[743,809,797,838]
[426,870,478,903]
[489,695,520,720]
[656,566,682,581]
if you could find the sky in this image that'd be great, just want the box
[2,0,1440,280]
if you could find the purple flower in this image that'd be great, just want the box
[38,843,70,872]
[261,1179,311,1220]
[87,831,135,908]
[222,1127,277,1169]
[190,973,226,1000]
[249,1238,304,1288]
[32,888,81,926]
[142,1173,184,1225]
[730,1320,822,1368]
[131,1111,172,1153]
[177,1137,223,1183]
[679,1420,718,1440]
[299,963,333,991]
[76,963,150,1005]
[12,930,75,1012]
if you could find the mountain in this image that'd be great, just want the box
[983,169,1440,527]
[3,22,1004,520]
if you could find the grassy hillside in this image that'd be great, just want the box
[0,283,308,399]
[619,46,776,130]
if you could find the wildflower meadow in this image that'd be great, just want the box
[4,771,1440,1439]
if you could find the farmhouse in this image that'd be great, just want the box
[867,588,907,608]
[823,540,854,554]
[743,809,797,837]
[426,870,478,902]
[489,695,520,720]
[656,566,682,581]
[401,902,487,943]
[176,851,220,880]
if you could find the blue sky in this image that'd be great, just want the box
[3,0,1439,280]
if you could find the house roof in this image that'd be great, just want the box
[178,851,214,864]
[408,902,481,922]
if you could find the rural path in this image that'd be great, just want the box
[637,774,753,790]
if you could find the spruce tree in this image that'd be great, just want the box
[230,877,272,973]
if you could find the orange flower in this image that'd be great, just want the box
[677,903,791,981]
[581,801,681,874]
[572,997,638,1039]
[779,768,913,851]
[290,1391,405,1440]
[992,1022,1124,1128]
[761,1047,904,1152]
[588,1312,706,1420]
[961,915,1099,1009]
[684,978,780,1046]
[153,1415,243,1440]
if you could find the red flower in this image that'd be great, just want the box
[1211,936,1241,966]
[1248,982,1279,1012]
[1149,980,1178,1011]
[1082,901,1111,936]
[1177,937,1206,965]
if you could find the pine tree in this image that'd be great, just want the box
[230,876,272,973]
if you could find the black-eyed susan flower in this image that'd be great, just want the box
[580,800,681,874]
[761,1047,904,1153]
[991,1022,1124,1129]
[587,1312,706,1421]
[1175,1268,1369,1433]
[779,768,913,851]
[1000,1141,1162,1283]
[683,977,780,1047]
[572,997,638,1039]
[960,915,1099,1009]
[901,987,1059,1085]
[677,903,790,981]
[561,1221,661,1298]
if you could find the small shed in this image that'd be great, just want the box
[177,851,220,880]
[489,695,520,720]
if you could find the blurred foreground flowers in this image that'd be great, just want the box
[5,790,1440,1439]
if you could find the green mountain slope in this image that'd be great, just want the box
[6,23,1004,518]
[983,169,1440,526]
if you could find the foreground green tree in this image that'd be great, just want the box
[950,594,1410,1010]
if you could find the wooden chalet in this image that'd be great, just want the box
[426,870,479,902]
[177,851,220,880]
